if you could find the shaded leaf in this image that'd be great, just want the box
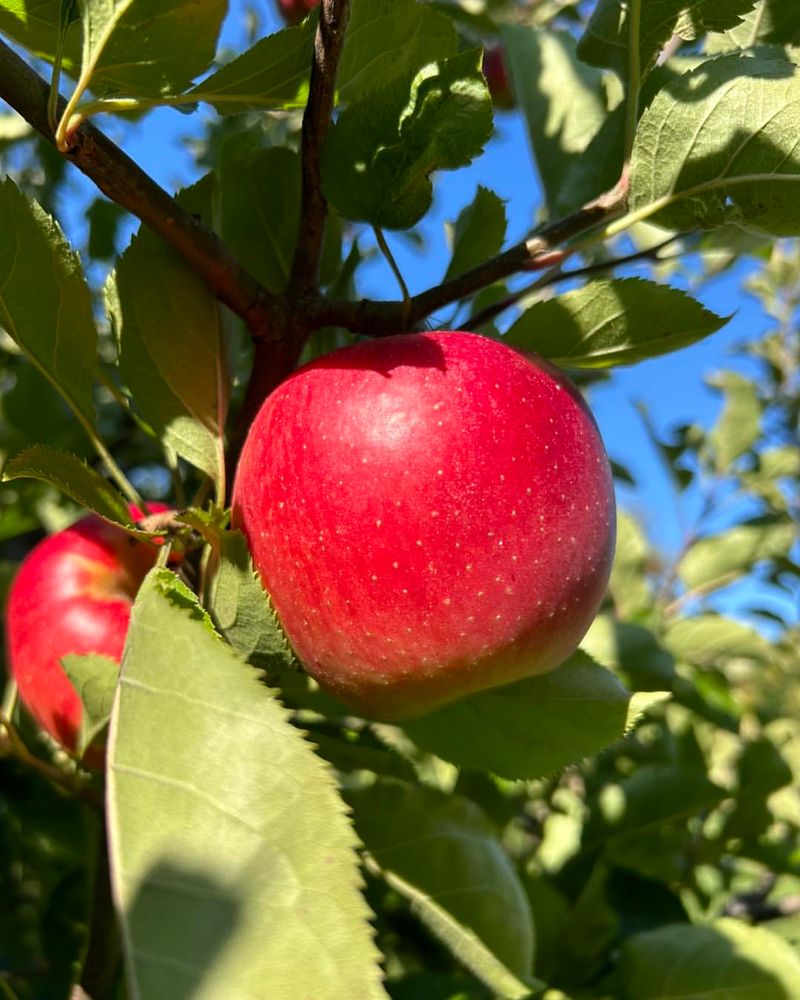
[351,779,537,999]
[108,178,227,490]
[338,0,457,102]
[0,0,80,68]
[445,186,507,282]
[402,652,634,780]
[706,0,800,51]
[0,177,97,429]
[61,653,117,758]
[78,0,226,98]
[188,19,314,113]
[503,24,608,216]
[108,569,387,1000]
[586,764,727,881]
[322,50,492,230]
[578,0,757,79]
[217,137,300,294]
[504,278,728,368]
[630,54,800,235]
[619,919,800,999]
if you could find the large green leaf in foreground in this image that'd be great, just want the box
[107,570,386,1000]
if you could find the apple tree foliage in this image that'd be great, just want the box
[0,1,798,997]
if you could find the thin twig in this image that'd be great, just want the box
[464,234,682,330]
[374,227,411,304]
[290,0,352,295]
[309,178,629,336]
[0,38,284,342]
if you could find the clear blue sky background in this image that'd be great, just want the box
[47,2,791,627]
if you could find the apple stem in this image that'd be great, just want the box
[374,227,411,307]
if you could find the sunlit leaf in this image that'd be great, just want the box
[2,445,135,529]
[189,19,314,113]
[504,24,607,216]
[108,569,387,1000]
[77,0,226,98]
[630,54,800,235]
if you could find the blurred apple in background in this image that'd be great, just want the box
[5,505,168,759]
[277,0,319,26]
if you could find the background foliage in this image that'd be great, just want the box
[0,1,798,998]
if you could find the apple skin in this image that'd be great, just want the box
[277,0,319,26]
[233,331,615,720]
[5,505,167,758]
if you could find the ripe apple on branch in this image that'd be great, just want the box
[234,331,615,719]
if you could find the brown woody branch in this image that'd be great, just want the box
[0,38,286,342]
[308,180,629,337]
[289,0,352,296]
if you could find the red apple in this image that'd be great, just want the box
[5,505,167,758]
[277,0,319,26]
[483,46,514,111]
[233,331,615,720]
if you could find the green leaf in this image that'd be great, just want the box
[76,0,226,98]
[678,520,797,589]
[188,20,314,113]
[707,371,762,469]
[107,178,227,490]
[0,177,97,429]
[338,0,457,102]
[350,779,538,999]
[630,54,800,236]
[619,919,800,999]
[504,278,728,368]
[503,25,608,216]
[61,652,117,758]
[0,445,155,533]
[402,652,634,780]
[585,764,727,881]
[108,568,387,1000]
[706,0,800,51]
[322,49,492,230]
[577,0,758,79]
[445,186,507,282]
[662,614,774,665]
[608,513,655,619]
[0,0,80,68]
[204,526,296,672]
[216,137,300,294]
